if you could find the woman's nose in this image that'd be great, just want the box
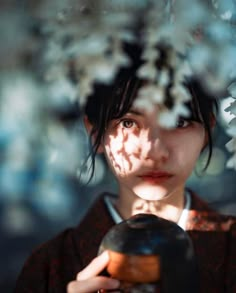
[144,130,170,163]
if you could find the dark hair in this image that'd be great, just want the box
[84,43,218,181]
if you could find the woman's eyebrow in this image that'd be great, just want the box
[127,109,144,116]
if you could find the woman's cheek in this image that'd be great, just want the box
[106,132,140,155]
[175,139,204,177]
[104,139,142,175]
[123,136,140,154]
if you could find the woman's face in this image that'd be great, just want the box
[100,105,206,201]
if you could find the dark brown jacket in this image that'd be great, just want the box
[14,191,236,292]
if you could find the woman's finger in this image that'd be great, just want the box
[76,251,110,280]
[67,276,120,293]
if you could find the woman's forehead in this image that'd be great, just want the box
[124,104,163,117]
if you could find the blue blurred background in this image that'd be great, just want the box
[0,1,236,292]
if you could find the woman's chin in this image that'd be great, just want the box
[133,185,168,201]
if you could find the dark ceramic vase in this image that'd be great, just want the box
[99,213,199,293]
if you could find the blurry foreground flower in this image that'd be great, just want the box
[225,82,236,170]
[0,0,236,214]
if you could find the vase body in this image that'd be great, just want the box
[99,214,199,293]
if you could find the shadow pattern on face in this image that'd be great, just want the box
[105,126,147,175]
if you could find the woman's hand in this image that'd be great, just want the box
[67,251,120,293]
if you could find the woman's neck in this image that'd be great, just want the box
[115,187,185,224]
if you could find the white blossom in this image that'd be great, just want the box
[2,0,236,187]
[133,96,154,112]
[137,62,158,81]
[158,69,170,87]
[226,153,236,170]
[48,78,78,103]
[221,10,233,20]
[138,84,164,103]
[141,47,160,62]
[65,35,110,56]
[226,138,236,152]
[78,76,94,106]
[175,61,193,83]
[88,58,118,83]
[113,50,131,67]
[158,110,177,128]
[224,99,236,116]
[227,118,236,137]
[170,84,192,102]
[158,103,190,128]
[228,82,236,98]
[134,84,165,112]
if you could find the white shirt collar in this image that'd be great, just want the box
[104,190,191,231]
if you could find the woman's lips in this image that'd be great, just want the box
[138,172,173,184]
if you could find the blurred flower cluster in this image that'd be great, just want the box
[225,82,236,169]
[0,0,106,229]
[1,3,236,289]
[38,0,236,169]
[0,0,236,218]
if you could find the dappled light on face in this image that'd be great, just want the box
[132,199,163,215]
[103,110,174,180]
[104,124,158,176]
[105,131,131,173]
[132,183,168,201]
[131,195,170,214]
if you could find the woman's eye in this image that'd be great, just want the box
[120,119,136,129]
[176,118,190,128]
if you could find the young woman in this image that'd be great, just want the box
[15,43,236,293]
